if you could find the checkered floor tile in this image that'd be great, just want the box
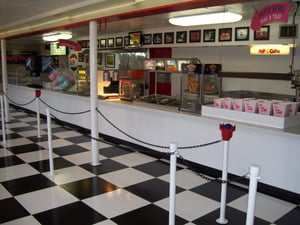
[0,107,299,224]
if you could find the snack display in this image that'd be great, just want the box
[214,97,298,117]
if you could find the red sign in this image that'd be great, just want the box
[58,39,82,51]
[251,2,292,31]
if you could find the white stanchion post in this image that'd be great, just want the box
[0,95,6,148]
[36,92,41,138]
[169,142,177,225]
[89,20,100,166]
[46,109,54,176]
[1,39,10,123]
[246,165,261,225]
[216,140,229,224]
[217,123,236,224]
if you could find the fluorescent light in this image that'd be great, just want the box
[42,31,72,41]
[169,12,242,26]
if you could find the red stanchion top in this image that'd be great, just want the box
[220,123,236,141]
[35,90,41,98]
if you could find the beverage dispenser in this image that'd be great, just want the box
[98,70,120,98]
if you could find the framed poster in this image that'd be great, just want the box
[143,34,152,45]
[189,30,201,42]
[105,54,115,68]
[100,39,106,48]
[153,33,162,44]
[235,27,249,41]
[164,32,174,44]
[124,36,130,46]
[254,26,270,40]
[129,31,142,48]
[107,38,114,47]
[176,31,187,43]
[219,28,232,41]
[116,37,123,46]
[155,59,165,70]
[203,29,215,42]
[165,59,178,71]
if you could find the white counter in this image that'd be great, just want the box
[6,84,300,196]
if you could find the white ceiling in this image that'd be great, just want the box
[0,0,298,43]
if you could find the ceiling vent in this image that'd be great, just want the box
[279,24,298,38]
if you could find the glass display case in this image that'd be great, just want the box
[179,63,203,113]
[203,64,222,104]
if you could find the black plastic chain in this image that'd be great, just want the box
[96,107,221,150]
[3,92,36,106]
[175,151,248,185]
[96,107,169,149]
[39,98,91,115]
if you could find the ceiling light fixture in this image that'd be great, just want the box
[169,12,242,26]
[42,31,72,41]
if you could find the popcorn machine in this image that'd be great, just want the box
[119,70,145,101]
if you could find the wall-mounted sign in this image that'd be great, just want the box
[251,2,292,31]
[58,39,82,51]
[250,45,290,55]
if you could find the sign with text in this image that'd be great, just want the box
[250,45,290,55]
[251,2,292,31]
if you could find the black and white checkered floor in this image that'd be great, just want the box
[0,107,299,225]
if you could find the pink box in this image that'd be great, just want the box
[273,102,291,117]
[257,100,273,115]
[232,99,244,111]
[222,98,233,109]
[214,98,223,108]
[244,99,258,113]
[288,102,300,116]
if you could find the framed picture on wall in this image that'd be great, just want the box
[124,36,130,46]
[129,31,142,48]
[143,34,152,45]
[203,29,215,42]
[107,38,114,47]
[105,54,115,68]
[219,28,232,41]
[176,31,187,43]
[235,27,249,41]
[116,37,123,46]
[100,39,106,48]
[189,30,201,42]
[153,33,163,44]
[254,26,270,40]
[164,32,174,44]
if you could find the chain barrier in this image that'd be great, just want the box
[39,98,91,115]
[3,91,36,106]
[6,93,244,186]
[175,150,248,185]
[48,112,111,145]
[96,107,222,150]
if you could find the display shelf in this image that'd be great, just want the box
[202,105,300,129]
